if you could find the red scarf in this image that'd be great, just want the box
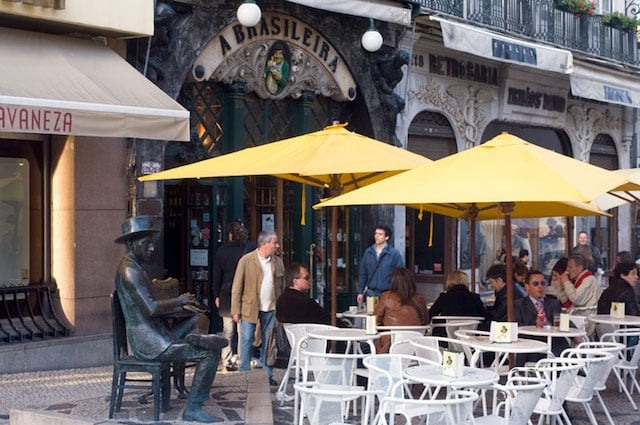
[563,270,592,309]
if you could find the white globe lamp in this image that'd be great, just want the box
[237,0,261,27]
[361,20,383,52]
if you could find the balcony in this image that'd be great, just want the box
[415,0,639,68]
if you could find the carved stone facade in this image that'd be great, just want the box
[408,77,495,149]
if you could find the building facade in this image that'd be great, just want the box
[0,0,190,371]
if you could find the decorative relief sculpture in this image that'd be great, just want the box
[409,78,494,149]
[211,41,344,100]
[567,105,622,161]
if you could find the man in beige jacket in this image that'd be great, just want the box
[231,230,284,384]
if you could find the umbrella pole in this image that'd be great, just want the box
[470,220,476,293]
[330,206,338,327]
[501,203,515,322]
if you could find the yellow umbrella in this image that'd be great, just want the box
[140,122,432,324]
[590,168,640,210]
[140,122,431,194]
[315,132,623,321]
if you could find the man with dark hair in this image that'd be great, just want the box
[515,270,567,363]
[212,220,256,372]
[598,261,639,316]
[356,225,404,304]
[276,262,334,325]
[115,216,227,423]
[486,263,523,322]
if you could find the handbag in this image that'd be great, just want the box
[265,325,279,367]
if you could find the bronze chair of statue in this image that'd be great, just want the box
[109,291,171,420]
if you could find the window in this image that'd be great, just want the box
[0,157,31,286]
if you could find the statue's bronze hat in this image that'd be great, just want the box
[114,216,160,243]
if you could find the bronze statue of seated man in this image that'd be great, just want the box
[114,216,227,423]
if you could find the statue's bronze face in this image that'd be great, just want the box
[131,235,155,262]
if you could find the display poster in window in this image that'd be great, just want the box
[262,214,275,232]
[190,249,209,267]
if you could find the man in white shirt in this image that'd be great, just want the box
[231,231,285,385]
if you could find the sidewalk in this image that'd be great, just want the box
[0,365,277,424]
[0,364,639,424]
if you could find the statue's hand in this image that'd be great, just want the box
[178,292,196,306]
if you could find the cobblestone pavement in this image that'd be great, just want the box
[1,364,640,424]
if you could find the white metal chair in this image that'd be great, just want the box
[576,340,626,424]
[561,347,616,425]
[294,381,381,425]
[601,328,640,409]
[509,356,583,425]
[373,381,478,425]
[275,323,336,404]
[298,348,371,423]
[363,353,439,402]
[474,376,549,425]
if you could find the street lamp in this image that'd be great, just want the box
[361,18,383,52]
[237,0,261,27]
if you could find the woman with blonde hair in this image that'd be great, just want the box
[373,268,429,353]
[428,269,487,332]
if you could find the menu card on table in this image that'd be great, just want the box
[490,321,518,343]
[611,302,626,319]
[559,313,571,332]
[442,349,464,377]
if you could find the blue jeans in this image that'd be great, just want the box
[239,310,275,378]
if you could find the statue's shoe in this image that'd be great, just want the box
[182,408,222,423]
[186,334,229,351]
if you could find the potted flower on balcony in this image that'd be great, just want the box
[556,0,596,16]
[602,11,639,31]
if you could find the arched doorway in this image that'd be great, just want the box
[406,111,457,293]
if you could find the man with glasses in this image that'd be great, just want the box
[515,270,568,362]
[276,262,336,325]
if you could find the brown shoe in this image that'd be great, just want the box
[186,334,229,351]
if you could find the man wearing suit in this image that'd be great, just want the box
[231,230,285,385]
[515,270,568,364]
[115,216,228,423]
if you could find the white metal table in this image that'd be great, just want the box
[518,325,586,357]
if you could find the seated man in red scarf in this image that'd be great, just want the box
[556,253,600,337]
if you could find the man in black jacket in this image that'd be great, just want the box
[276,262,349,326]
[598,261,639,316]
[486,264,523,322]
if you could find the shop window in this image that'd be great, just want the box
[0,158,29,286]
[0,139,44,286]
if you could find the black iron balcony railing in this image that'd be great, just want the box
[415,0,639,68]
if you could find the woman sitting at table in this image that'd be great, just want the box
[373,267,429,353]
[597,261,639,316]
[428,270,487,336]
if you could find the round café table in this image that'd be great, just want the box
[587,314,640,327]
[403,364,498,411]
[306,327,379,354]
[518,325,586,357]
[466,335,548,373]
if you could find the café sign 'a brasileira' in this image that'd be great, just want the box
[192,13,357,101]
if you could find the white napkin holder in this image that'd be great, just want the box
[611,302,625,319]
[365,314,377,335]
[490,321,518,343]
[559,313,571,332]
[442,349,464,377]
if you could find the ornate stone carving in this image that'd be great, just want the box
[211,41,345,101]
[567,105,619,161]
[409,77,494,149]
